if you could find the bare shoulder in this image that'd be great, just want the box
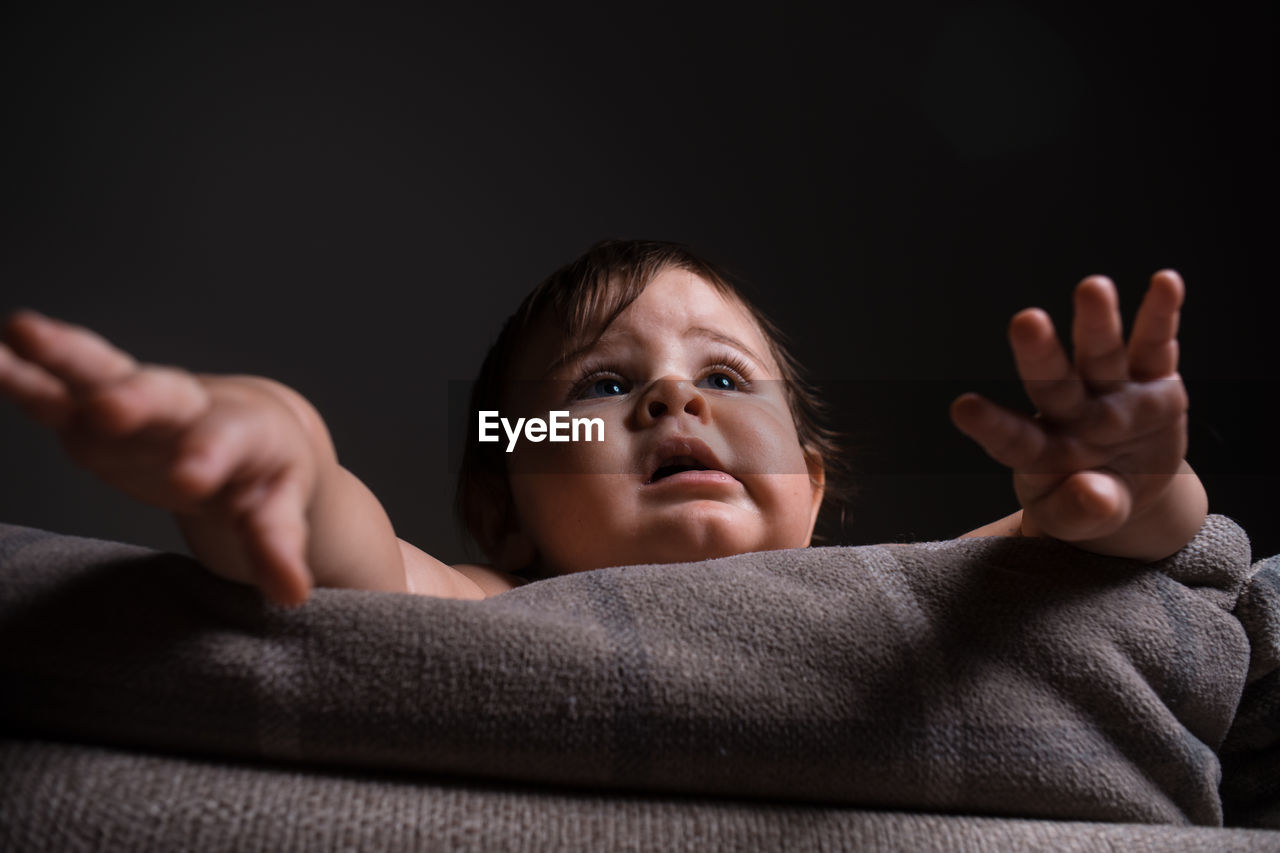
[453,562,527,597]
[397,539,523,599]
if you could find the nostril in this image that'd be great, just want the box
[647,399,667,418]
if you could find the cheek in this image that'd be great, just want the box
[505,410,634,557]
[507,410,629,475]
[713,399,809,476]
[508,474,576,555]
[510,472,626,516]
[509,473,637,567]
[713,400,815,542]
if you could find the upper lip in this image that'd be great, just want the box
[642,435,733,484]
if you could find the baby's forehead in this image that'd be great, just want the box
[513,274,778,381]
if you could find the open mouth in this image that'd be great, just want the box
[647,455,713,484]
[642,436,736,488]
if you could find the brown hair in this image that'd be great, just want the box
[455,239,849,567]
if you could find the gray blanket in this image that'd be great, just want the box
[0,515,1277,834]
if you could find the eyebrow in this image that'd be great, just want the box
[686,326,768,368]
[542,325,768,378]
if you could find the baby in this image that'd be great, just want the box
[0,239,1207,605]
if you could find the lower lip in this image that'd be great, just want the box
[644,470,738,488]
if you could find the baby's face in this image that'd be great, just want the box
[502,268,823,574]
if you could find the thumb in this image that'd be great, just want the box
[1020,469,1132,543]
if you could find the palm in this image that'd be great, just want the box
[952,271,1189,544]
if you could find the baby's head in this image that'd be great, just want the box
[457,239,843,575]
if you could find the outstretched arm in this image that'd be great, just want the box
[0,311,515,603]
[950,270,1207,562]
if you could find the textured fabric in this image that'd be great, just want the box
[1221,554,1280,828]
[0,516,1276,839]
[3,738,1278,853]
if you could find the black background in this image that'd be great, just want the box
[2,3,1275,563]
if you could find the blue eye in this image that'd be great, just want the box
[594,378,626,397]
[701,372,738,391]
[577,376,628,399]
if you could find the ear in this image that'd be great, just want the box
[803,446,826,544]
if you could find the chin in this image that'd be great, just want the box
[545,505,791,573]
[639,511,763,565]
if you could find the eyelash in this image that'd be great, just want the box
[568,352,755,400]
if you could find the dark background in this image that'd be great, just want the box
[2,3,1275,563]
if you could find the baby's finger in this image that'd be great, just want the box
[1071,276,1128,393]
[82,366,209,437]
[950,392,1047,470]
[168,407,262,502]
[3,310,138,397]
[0,341,74,427]
[1127,269,1183,381]
[236,475,313,607]
[1007,308,1087,421]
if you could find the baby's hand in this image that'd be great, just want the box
[0,310,322,604]
[950,271,1206,560]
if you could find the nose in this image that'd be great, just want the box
[636,377,708,425]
